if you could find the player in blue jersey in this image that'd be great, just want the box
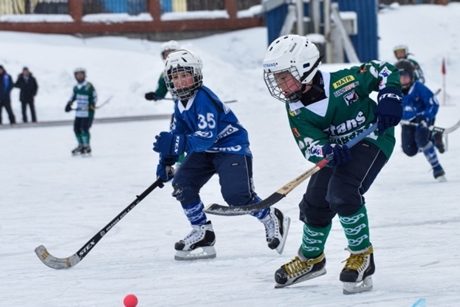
[152,49,291,260]
[396,59,446,181]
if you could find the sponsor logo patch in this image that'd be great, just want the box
[332,75,355,89]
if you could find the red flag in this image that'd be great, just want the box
[442,57,446,75]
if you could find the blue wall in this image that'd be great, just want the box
[265,0,378,62]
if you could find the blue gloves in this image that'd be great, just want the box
[156,163,175,184]
[153,132,186,157]
[375,88,403,135]
[322,143,352,166]
[153,132,185,186]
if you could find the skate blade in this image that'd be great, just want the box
[436,175,447,182]
[275,217,291,255]
[274,267,327,289]
[174,246,216,261]
[343,276,373,295]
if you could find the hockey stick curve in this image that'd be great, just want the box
[34,178,164,269]
[400,118,460,134]
[71,95,113,111]
[204,123,378,216]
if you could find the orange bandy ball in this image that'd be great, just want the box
[123,294,138,307]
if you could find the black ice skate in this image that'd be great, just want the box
[274,250,326,288]
[81,146,92,156]
[174,220,216,261]
[433,165,446,182]
[71,145,83,155]
[340,245,375,295]
[262,207,291,255]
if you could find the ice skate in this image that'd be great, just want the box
[433,165,446,182]
[340,245,375,295]
[262,207,290,255]
[71,145,83,155]
[274,250,326,288]
[80,146,92,157]
[174,220,216,261]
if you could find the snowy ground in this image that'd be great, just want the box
[1,3,460,307]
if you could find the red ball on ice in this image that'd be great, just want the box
[123,294,138,307]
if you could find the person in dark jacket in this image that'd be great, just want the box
[0,65,16,125]
[14,67,39,123]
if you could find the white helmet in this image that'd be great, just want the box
[164,49,203,100]
[393,44,409,59]
[161,40,180,57]
[74,67,86,74]
[263,35,321,103]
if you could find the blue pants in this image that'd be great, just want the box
[171,152,258,208]
[299,141,388,228]
[401,123,431,156]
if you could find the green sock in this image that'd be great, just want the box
[339,205,371,252]
[300,222,331,259]
[81,132,90,146]
[75,133,83,145]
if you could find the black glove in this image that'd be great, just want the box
[65,102,72,112]
[145,92,157,101]
[322,143,352,166]
[375,88,403,135]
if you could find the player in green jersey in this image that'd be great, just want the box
[262,35,403,294]
[65,67,97,156]
[145,40,180,103]
[393,44,425,84]
[145,40,185,166]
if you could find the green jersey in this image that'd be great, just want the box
[154,72,168,99]
[286,60,401,164]
[69,81,97,118]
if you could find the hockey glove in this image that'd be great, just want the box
[375,88,403,135]
[65,102,73,112]
[153,132,186,157]
[156,163,175,184]
[322,143,352,166]
[145,92,157,101]
[415,115,429,131]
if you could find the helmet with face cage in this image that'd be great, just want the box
[393,44,409,59]
[263,35,322,103]
[164,49,203,100]
[394,59,415,90]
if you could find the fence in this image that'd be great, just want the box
[0,0,263,39]
[379,0,456,4]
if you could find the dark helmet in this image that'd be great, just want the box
[394,59,415,90]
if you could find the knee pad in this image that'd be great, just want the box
[402,144,418,157]
[172,184,200,204]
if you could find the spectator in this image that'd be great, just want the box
[0,65,16,125]
[14,67,39,123]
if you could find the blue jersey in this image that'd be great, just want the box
[401,81,439,122]
[171,85,252,157]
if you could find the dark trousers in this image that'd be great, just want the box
[299,141,388,228]
[401,123,431,156]
[73,117,93,134]
[21,100,37,123]
[172,152,258,208]
[0,99,16,124]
